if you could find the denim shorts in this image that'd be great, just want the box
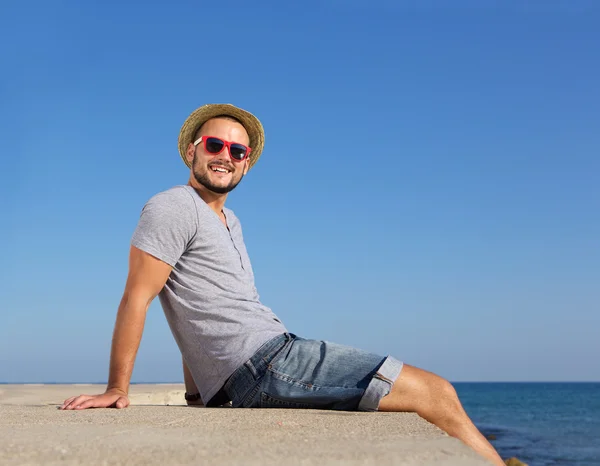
[208,333,403,411]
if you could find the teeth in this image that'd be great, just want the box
[211,167,229,173]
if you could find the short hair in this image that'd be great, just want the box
[193,115,245,140]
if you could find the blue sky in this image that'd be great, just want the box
[1,0,598,383]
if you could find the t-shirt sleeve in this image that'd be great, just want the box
[131,189,197,267]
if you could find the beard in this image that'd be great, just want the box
[192,154,244,194]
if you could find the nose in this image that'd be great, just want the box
[211,145,233,160]
[212,149,235,168]
[223,146,233,159]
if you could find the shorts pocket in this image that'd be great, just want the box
[259,392,314,409]
[263,336,294,368]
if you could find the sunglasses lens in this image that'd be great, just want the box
[230,144,248,160]
[205,138,224,154]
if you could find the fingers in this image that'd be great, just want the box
[61,394,91,410]
[59,393,130,410]
[60,396,77,409]
[74,397,102,410]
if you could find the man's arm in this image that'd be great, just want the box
[61,246,172,410]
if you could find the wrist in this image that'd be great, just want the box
[106,387,128,396]
[184,392,201,402]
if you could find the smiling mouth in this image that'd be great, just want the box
[210,165,232,174]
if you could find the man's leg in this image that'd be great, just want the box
[379,364,504,466]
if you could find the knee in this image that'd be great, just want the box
[437,380,466,424]
[436,377,458,401]
[379,365,463,418]
[422,375,462,418]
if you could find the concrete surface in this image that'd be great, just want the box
[0,385,490,465]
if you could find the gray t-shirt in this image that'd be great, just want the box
[131,185,287,403]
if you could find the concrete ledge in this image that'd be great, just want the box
[0,384,187,406]
[0,385,490,465]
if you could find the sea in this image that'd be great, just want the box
[453,382,600,466]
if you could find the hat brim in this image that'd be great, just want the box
[178,104,265,170]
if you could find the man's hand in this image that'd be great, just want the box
[60,388,130,410]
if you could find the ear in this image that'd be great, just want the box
[242,158,250,176]
[186,142,196,165]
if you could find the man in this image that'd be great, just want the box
[61,104,504,465]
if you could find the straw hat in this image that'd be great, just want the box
[178,104,265,170]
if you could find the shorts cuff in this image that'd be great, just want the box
[358,356,403,412]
